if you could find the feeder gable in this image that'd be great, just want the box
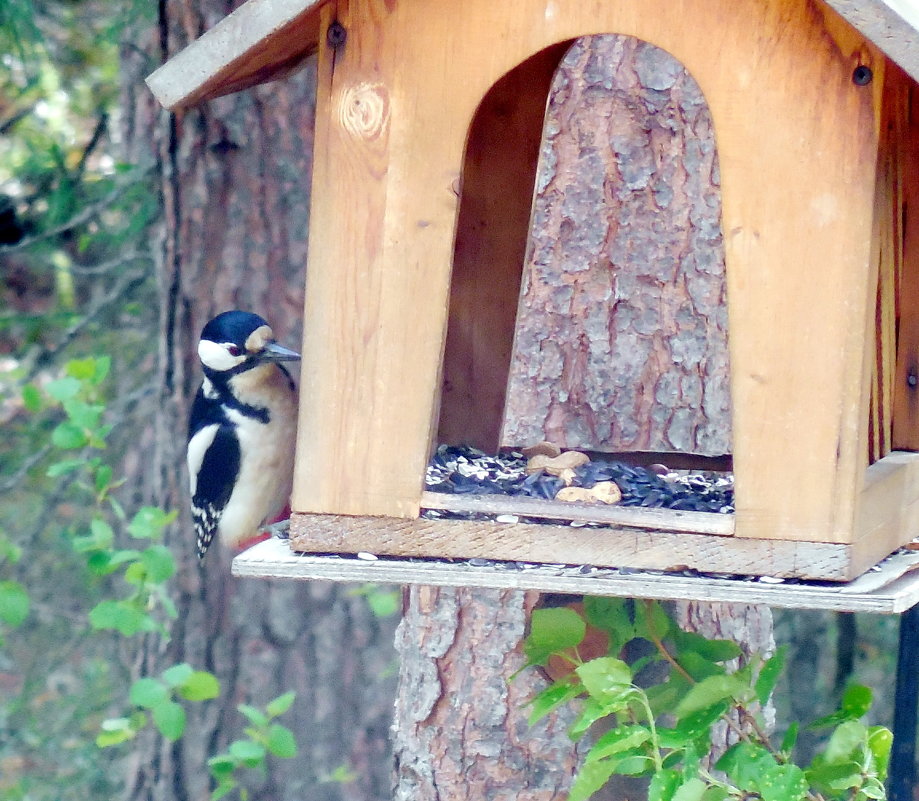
[146,0,919,111]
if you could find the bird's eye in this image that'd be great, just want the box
[227,345,242,357]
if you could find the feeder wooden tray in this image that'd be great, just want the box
[287,450,919,582]
[236,537,919,614]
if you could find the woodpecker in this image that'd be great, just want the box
[186,310,300,561]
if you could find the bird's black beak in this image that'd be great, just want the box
[260,342,301,362]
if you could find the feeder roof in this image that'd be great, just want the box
[146,0,919,110]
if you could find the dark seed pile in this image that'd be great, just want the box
[424,445,734,514]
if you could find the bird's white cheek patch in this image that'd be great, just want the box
[198,340,243,372]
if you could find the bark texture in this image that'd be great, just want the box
[501,35,731,456]
[121,4,398,800]
[392,588,582,800]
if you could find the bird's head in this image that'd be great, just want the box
[197,310,301,376]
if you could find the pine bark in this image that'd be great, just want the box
[120,4,397,800]
[501,35,731,457]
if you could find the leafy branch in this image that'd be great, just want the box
[523,599,891,801]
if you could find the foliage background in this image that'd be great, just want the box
[0,0,907,799]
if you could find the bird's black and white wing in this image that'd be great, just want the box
[187,421,241,560]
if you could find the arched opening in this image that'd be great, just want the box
[438,34,731,466]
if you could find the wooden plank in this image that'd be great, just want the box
[419,491,735,536]
[438,43,569,451]
[235,537,919,613]
[892,78,919,448]
[288,511,856,580]
[855,453,919,569]
[146,0,327,110]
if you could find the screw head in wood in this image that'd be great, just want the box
[852,65,873,86]
[327,21,347,48]
[908,374,918,388]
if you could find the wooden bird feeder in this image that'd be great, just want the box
[148,0,919,581]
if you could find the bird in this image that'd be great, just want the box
[186,310,300,561]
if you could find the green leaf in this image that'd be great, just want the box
[0,580,29,626]
[806,761,863,792]
[672,630,742,663]
[524,607,587,665]
[266,724,297,758]
[208,755,237,778]
[211,780,238,801]
[611,754,653,776]
[657,702,729,748]
[52,421,89,449]
[810,684,873,729]
[179,671,220,702]
[89,600,151,636]
[569,696,613,740]
[94,464,114,493]
[569,759,618,801]
[238,704,269,728]
[46,458,86,477]
[867,726,892,781]
[128,507,176,539]
[266,690,296,718]
[366,588,400,617]
[672,778,707,801]
[21,384,42,412]
[675,675,745,718]
[528,679,582,725]
[673,649,725,683]
[649,769,681,801]
[229,739,266,767]
[46,376,82,401]
[153,700,186,740]
[130,677,169,708]
[63,399,103,430]
[142,545,175,582]
[717,742,774,787]
[780,722,800,754]
[583,597,635,645]
[754,645,786,706]
[161,663,194,688]
[635,600,672,641]
[66,357,100,380]
[575,657,633,706]
[758,763,808,801]
[585,725,650,763]
[824,720,867,764]
[96,717,137,748]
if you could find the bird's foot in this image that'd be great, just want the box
[263,519,290,540]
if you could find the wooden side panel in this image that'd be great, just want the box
[438,44,569,451]
[892,79,919,449]
[870,61,911,462]
[293,0,882,536]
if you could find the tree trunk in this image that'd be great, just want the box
[501,35,730,457]
[120,4,398,800]
[392,588,582,801]
[395,34,769,801]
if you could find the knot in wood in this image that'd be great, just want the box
[339,83,390,141]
